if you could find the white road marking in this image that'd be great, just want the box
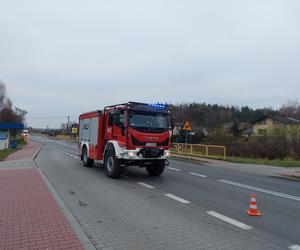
[206,211,253,230]
[218,179,300,202]
[137,182,155,189]
[165,193,190,204]
[74,156,79,159]
[69,154,74,157]
[189,172,207,178]
[289,245,300,250]
[168,167,181,171]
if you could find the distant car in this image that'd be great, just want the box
[22,129,29,137]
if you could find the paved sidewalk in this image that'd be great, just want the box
[0,141,84,250]
[5,141,41,161]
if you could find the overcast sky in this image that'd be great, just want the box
[1,0,300,128]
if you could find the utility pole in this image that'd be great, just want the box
[67,116,70,134]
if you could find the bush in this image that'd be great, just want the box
[206,127,300,160]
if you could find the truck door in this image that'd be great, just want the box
[107,110,126,146]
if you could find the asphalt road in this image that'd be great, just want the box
[33,135,300,249]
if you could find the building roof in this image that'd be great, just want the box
[0,123,24,129]
[253,116,300,125]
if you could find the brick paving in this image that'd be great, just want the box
[0,158,34,169]
[0,168,83,250]
[5,140,41,161]
[0,141,84,250]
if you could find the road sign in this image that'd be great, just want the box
[72,127,78,134]
[182,121,192,131]
[0,131,8,140]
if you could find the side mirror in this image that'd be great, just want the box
[170,115,175,130]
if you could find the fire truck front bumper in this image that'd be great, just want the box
[120,149,170,160]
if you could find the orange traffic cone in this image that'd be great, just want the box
[247,194,261,216]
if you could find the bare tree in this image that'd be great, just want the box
[279,100,300,120]
[0,81,7,109]
[15,107,27,122]
[0,81,27,123]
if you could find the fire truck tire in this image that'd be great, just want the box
[104,146,122,178]
[146,161,165,176]
[82,146,94,167]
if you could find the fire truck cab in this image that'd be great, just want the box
[79,102,173,178]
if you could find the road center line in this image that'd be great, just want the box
[168,167,181,171]
[189,172,207,178]
[218,179,300,202]
[137,182,155,189]
[165,193,190,204]
[289,245,300,250]
[206,211,253,230]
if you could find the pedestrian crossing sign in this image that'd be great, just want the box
[182,121,192,131]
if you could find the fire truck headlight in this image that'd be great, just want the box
[128,151,135,157]
[165,151,170,157]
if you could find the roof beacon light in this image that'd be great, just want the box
[148,103,168,109]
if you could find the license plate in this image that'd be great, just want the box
[146,143,157,147]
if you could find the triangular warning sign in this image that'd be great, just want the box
[182,121,192,131]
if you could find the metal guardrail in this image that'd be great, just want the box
[172,143,226,160]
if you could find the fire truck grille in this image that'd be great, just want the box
[131,136,146,146]
[132,136,168,147]
[139,148,164,158]
[157,138,169,146]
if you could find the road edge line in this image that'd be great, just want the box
[218,179,300,202]
[36,166,96,250]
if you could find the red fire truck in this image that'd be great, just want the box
[78,102,174,178]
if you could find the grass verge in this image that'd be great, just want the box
[0,148,20,161]
[0,137,27,161]
[227,157,300,168]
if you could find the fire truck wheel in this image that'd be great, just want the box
[104,147,122,178]
[82,146,94,167]
[146,161,165,176]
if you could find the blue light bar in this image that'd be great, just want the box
[148,103,168,109]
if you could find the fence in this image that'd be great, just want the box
[56,134,78,142]
[172,143,226,159]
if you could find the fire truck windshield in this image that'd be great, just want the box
[129,112,168,132]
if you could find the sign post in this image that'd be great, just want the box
[181,121,192,145]
[71,127,78,140]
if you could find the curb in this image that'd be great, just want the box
[32,145,43,161]
[276,173,300,181]
[36,167,96,250]
[171,154,210,165]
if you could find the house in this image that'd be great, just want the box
[223,122,253,137]
[172,123,183,136]
[252,116,300,136]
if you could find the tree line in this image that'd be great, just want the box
[170,101,300,128]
